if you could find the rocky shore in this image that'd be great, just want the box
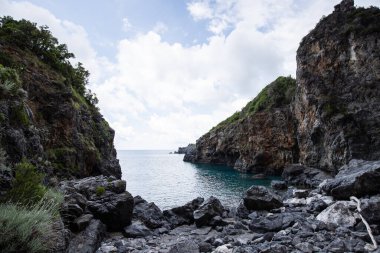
[56,159,380,253]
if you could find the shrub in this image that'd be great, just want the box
[7,161,46,205]
[0,191,63,253]
[96,186,105,196]
[0,64,21,97]
[11,104,29,126]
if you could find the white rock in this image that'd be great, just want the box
[316,201,359,227]
[212,244,233,253]
[284,198,307,205]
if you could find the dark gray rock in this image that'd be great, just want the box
[293,189,309,198]
[321,160,380,199]
[44,218,69,253]
[198,242,213,252]
[249,212,307,233]
[282,164,332,188]
[67,219,106,253]
[88,191,134,231]
[133,195,167,229]
[164,197,204,227]
[235,201,250,219]
[123,221,152,238]
[72,214,93,232]
[194,196,224,227]
[243,186,283,211]
[61,176,134,232]
[360,195,380,225]
[271,180,287,190]
[168,240,199,253]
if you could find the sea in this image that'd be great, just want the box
[118,150,278,210]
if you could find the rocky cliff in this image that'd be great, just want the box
[295,0,380,172]
[0,17,121,180]
[185,76,299,174]
[185,0,380,175]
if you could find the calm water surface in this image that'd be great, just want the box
[119,150,278,210]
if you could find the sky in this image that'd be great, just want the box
[0,0,379,150]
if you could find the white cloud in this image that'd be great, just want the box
[1,0,379,150]
[187,1,213,20]
[122,17,132,32]
[152,21,168,34]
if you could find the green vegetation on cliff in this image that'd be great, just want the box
[211,76,296,132]
[0,16,97,107]
[0,16,121,179]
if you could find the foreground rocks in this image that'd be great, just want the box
[321,159,380,199]
[243,186,283,211]
[58,175,134,253]
[94,160,380,253]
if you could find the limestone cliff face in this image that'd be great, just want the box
[0,18,120,179]
[184,77,299,174]
[186,0,380,174]
[294,0,380,172]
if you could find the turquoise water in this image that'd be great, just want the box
[119,150,278,210]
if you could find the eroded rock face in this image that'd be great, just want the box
[184,77,298,175]
[294,0,380,171]
[0,43,121,180]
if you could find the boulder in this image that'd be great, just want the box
[163,197,204,227]
[193,197,224,227]
[72,214,93,232]
[60,176,126,198]
[133,195,167,229]
[321,160,380,199]
[360,195,380,225]
[243,186,283,211]
[293,189,309,198]
[270,180,287,190]
[282,164,332,188]
[249,212,307,233]
[44,218,69,253]
[316,201,359,227]
[88,191,134,231]
[168,240,199,253]
[123,221,152,238]
[67,219,106,253]
[60,176,134,231]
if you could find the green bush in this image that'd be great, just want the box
[96,186,105,196]
[0,191,63,253]
[0,64,21,97]
[7,161,46,205]
[11,104,29,126]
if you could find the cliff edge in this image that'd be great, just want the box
[0,17,121,180]
[185,0,380,174]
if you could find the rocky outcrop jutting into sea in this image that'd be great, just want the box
[184,76,299,174]
[185,0,380,175]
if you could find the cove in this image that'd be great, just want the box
[119,150,278,210]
